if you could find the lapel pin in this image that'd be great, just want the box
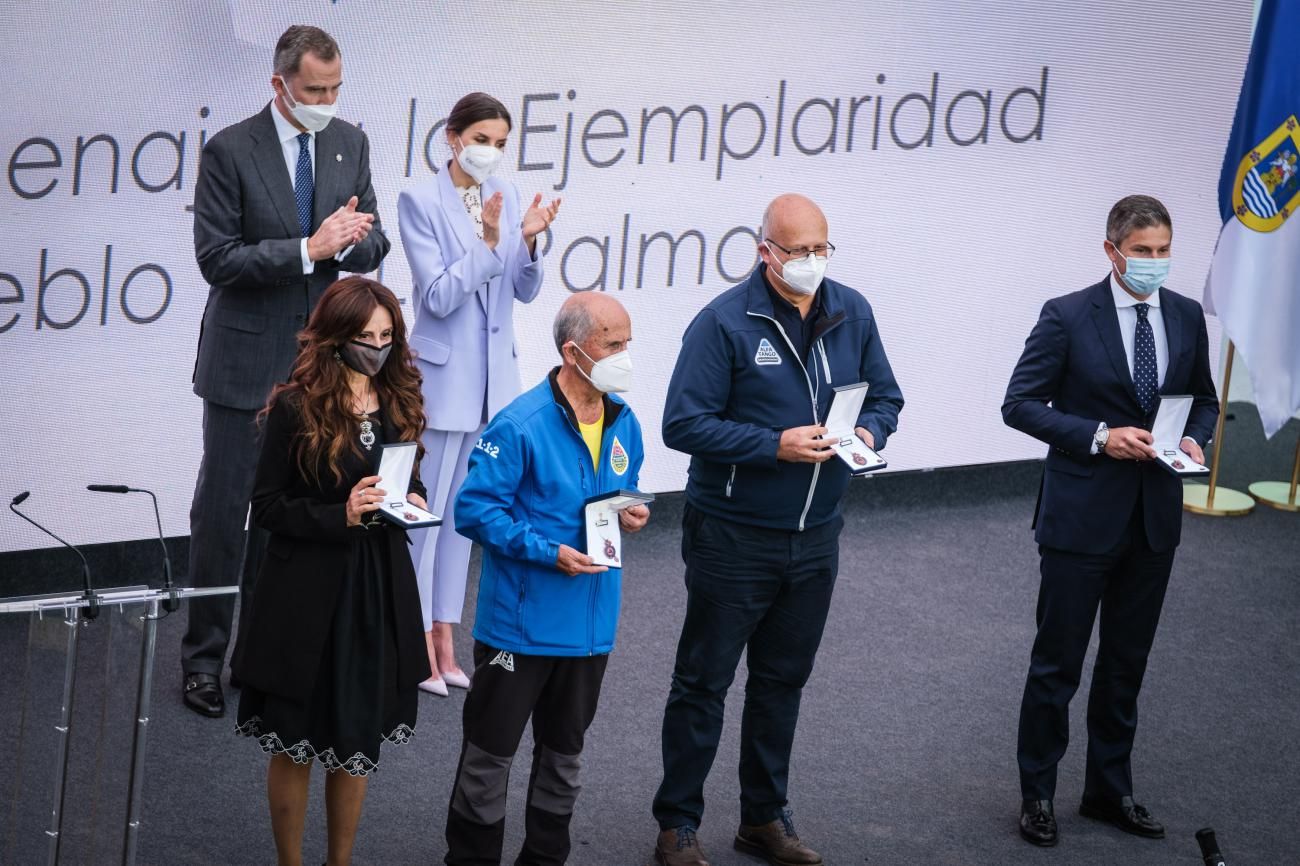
[335,153,342,162]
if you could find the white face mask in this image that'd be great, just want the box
[455,139,504,184]
[571,343,633,393]
[766,242,827,296]
[278,76,337,133]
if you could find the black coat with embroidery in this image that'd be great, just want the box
[231,394,432,701]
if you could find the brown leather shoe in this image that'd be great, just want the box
[734,810,822,865]
[654,826,711,866]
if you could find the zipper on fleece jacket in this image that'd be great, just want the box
[747,312,821,531]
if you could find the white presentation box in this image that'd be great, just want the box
[823,382,887,474]
[1152,395,1210,476]
[582,490,655,568]
[375,442,443,528]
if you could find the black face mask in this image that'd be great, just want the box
[338,340,393,376]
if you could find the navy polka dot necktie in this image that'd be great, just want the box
[1133,302,1157,413]
[294,132,314,238]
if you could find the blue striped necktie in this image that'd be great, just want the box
[294,131,313,237]
[1133,302,1158,413]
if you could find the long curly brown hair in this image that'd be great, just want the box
[264,276,425,486]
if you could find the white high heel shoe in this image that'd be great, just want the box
[442,670,471,690]
[418,676,448,697]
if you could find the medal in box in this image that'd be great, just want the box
[1150,395,1210,476]
[374,442,442,528]
[823,382,887,473]
[582,490,655,568]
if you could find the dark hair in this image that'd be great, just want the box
[273,25,340,77]
[265,277,425,485]
[1106,195,1172,247]
[446,92,512,135]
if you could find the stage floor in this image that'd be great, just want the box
[2,406,1297,865]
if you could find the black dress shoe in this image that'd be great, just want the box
[1079,795,1165,839]
[183,673,226,718]
[1020,799,1058,846]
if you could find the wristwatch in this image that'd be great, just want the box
[1094,423,1110,452]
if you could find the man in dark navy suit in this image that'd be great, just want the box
[1003,195,1217,848]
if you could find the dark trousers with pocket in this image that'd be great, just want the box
[1017,494,1176,802]
[181,400,266,677]
[653,503,841,831]
[445,641,609,866]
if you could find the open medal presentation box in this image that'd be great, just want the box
[824,382,887,474]
[1152,395,1210,476]
[582,490,655,568]
[375,442,443,528]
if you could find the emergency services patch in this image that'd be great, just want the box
[754,338,782,365]
[610,436,629,475]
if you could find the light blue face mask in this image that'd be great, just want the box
[1113,246,1170,296]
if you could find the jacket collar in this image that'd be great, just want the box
[547,367,626,431]
[249,104,302,238]
[745,264,847,336]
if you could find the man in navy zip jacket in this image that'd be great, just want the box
[446,292,648,866]
[1004,196,1217,848]
[651,194,903,866]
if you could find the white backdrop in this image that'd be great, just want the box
[0,0,1252,552]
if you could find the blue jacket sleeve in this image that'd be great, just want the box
[662,308,782,466]
[853,312,904,450]
[1002,298,1099,456]
[453,417,559,567]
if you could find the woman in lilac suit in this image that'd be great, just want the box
[397,92,560,694]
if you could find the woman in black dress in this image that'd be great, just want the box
[232,276,432,866]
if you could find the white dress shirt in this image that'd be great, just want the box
[269,102,354,273]
[1109,273,1168,386]
[1092,271,1192,452]
[269,103,317,274]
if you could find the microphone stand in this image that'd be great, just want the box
[85,486,179,612]
[9,492,100,620]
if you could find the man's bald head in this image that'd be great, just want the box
[761,194,828,247]
[553,292,631,355]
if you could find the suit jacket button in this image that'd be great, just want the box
[491,326,500,333]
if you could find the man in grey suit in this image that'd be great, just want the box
[183,25,390,717]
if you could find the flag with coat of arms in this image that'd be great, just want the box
[1205,0,1300,437]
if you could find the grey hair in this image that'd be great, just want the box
[553,302,595,354]
[273,25,340,77]
[1106,195,1172,247]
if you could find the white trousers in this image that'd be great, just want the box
[409,423,485,629]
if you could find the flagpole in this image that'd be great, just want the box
[1248,430,1300,512]
[1183,340,1256,516]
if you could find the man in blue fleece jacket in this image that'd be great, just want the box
[652,194,903,866]
[445,292,648,866]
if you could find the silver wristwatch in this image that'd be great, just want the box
[1094,423,1110,451]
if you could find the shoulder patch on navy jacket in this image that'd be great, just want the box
[754,338,782,365]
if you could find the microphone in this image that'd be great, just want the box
[9,491,100,619]
[86,485,179,612]
[1196,828,1227,866]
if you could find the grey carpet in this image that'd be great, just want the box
[2,403,1296,865]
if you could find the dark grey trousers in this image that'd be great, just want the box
[180,400,266,677]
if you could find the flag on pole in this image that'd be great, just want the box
[1205,0,1300,438]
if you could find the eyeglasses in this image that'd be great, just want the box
[765,239,836,259]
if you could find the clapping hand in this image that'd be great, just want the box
[482,192,503,249]
[522,193,561,251]
[308,196,373,261]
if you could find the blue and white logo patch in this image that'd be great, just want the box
[754,338,782,366]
